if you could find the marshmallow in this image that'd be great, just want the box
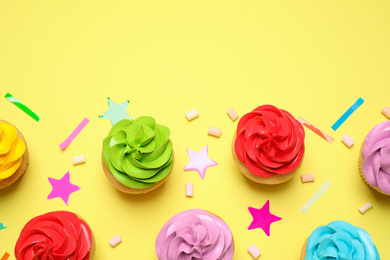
[342,134,354,148]
[382,106,390,119]
[72,155,86,165]
[109,235,122,247]
[208,127,222,138]
[358,202,372,214]
[247,243,261,259]
[301,174,315,183]
[227,108,239,121]
[186,183,193,197]
[185,109,199,121]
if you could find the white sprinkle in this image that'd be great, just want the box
[72,154,86,165]
[301,174,315,183]
[247,243,261,259]
[185,109,199,121]
[208,127,222,138]
[359,202,372,214]
[109,235,122,247]
[342,134,354,148]
[382,106,390,119]
[227,108,239,121]
[186,183,193,197]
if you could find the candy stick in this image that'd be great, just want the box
[331,97,364,131]
[4,93,40,122]
[0,252,10,260]
[59,118,89,150]
[300,180,332,214]
[297,117,333,143]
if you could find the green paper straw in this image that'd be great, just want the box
[4,93,40,122]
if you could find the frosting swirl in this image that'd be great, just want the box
[234,105,305,177]
[15,211,93,260]
[155,209,234,260]
[0,121,26,180]
[305,221,380,260]
[362,120,390,194]
[103,117,173,189]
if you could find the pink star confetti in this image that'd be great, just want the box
[248,200,282,236]
[183,145,217,179]
[47,171,80,205]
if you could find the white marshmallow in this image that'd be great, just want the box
[109,235,122,247]
[359,202,372,214]
[248,243,261,259]
[342,134,354,148]
[186,183,193,197]
[72,154,86,165]
[185,109,199,121]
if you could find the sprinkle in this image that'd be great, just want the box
[1,252,10,260]
[247,244,261,259]
[109,235,122,247]
[331,97,364,131]
[183,145,217,179]
[300,180,332,214]
[59,118,89,150]
[185,109,199,121]
[341,134,354,148]
[382,106,390,119]
[72,155,86,165]
[186,183,193,197]
[207,127,222,138]
[0,223,6,230]
[227,108,239,121]
[297,117,333,143]
[358,202,372,214]
[99,97,132,126]
[301,174,315,183]
[47,171,81,205]
[4,93,40,122]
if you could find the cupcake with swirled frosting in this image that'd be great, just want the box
[0,120,28,190]
[300,220,380,260]
[15,211,95,260]
[232,105,305,184]
[155,209,234,260]
[102,116,174,194]
[359,120,390,195]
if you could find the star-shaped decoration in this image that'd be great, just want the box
[183,145,217,179]
[248,200,282,236]
[47,171,81,205]
[99,97,132,126]
[0,222,6,230]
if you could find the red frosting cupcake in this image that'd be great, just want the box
[232,105,305,184]
[15,211,95,260]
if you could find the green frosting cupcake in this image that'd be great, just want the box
[103,117,173,189]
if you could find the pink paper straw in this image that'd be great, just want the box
[59,118,89,150]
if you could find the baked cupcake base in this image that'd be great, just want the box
[300,238,309,260]
[232,133,300,185]
[0,120,29,190]
[101,152,173,194]
[358,143,388,196]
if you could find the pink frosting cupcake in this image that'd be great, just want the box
[359,120,390,195]
[155,209,234,260]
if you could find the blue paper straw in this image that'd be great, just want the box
[331,97,364,131]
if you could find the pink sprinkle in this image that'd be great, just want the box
[59,118,89,150]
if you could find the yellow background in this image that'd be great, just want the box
[1,0,390,259]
